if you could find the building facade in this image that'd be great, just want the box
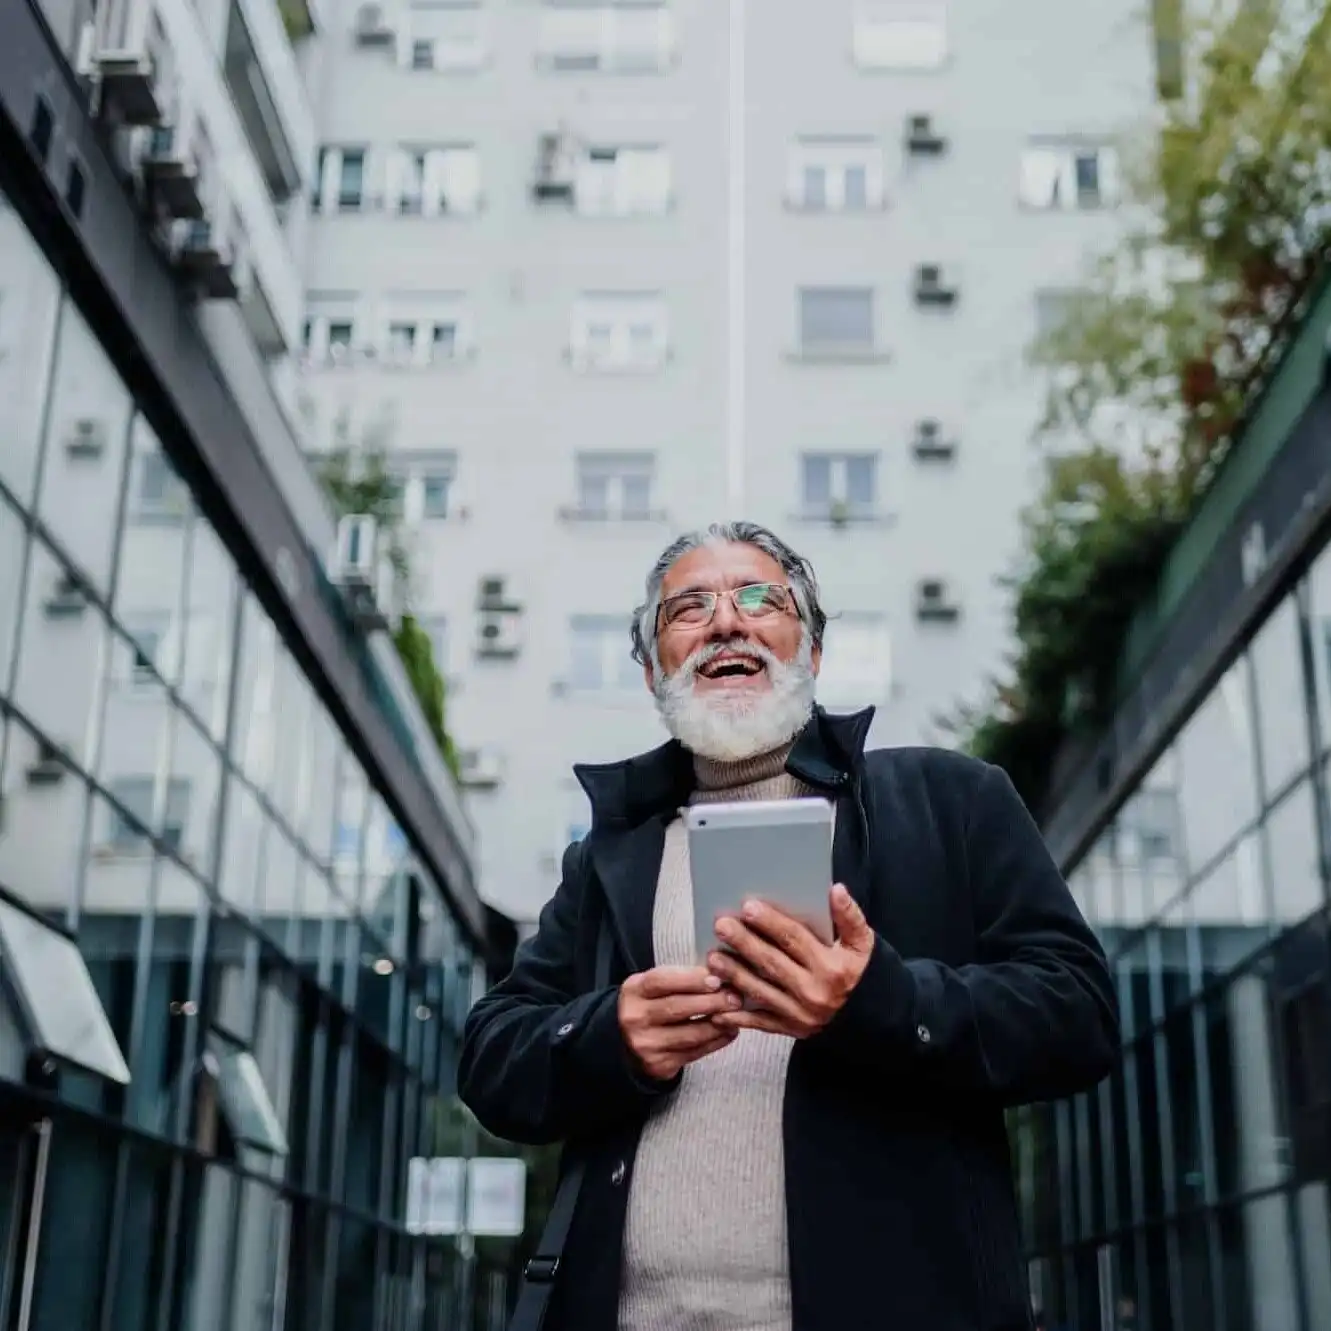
[301,0,1158,921]
[1017,272,1331,1330]
[0,1,494,1329]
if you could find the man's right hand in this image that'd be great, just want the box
[617,966,741,1082]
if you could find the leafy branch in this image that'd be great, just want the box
[945,0,1331,810]
[315,411,461,779]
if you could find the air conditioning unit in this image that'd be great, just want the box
[355,3,396,46]
[477,576,521,614]
[141,125,203,219]
[915,579,961,623]
[44,573,88,618]
[66,418,107,460]
[532,132,578,202]
[457,747,504,790]
[333,514,379,590]
[25,741,69,787]
[912,418,956,462]
[177,220,238,301]
[905,114,947,156]
[76,23,165,126]
[914,265,958,308]
[475,610,523,659]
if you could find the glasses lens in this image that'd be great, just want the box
[663,592,714,626]
[734,584,785,617]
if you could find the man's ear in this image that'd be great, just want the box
[811,641,822,677]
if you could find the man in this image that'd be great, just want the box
[459,522,1119,1331]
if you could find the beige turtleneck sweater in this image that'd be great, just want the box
[618,745,822,1331]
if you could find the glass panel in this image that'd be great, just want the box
[208,1035,290,1155]
[1307,546,1331,750]
[1251,596,1312,796]
[0,197,63,505]
[1177,658,1261,870]
[1189,832,1268,981]
[800,455,832,506]
[0,896,130,1082]
[799,287,873,348]
[34,306,134,597]
[1218,1194,1300,1331]
[1265,779,1324,924]
[0,495,27,687]
[844,455,876,507]
[180,519,238,741]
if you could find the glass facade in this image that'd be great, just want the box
[0,183,485,1328]
[1017,539,1331,1331]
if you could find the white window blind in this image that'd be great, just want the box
[386,147,481,215]
[787,139,884,211]
[798,287,875,351]
[379,293,473,364]
[1018,142,1120,210]
[570,293,667,369]
[853,1,947,69]
[539,5,673,71]
[575,147,671,216]
[568,617,638,690]
[403,2,485,69]
[575,453,655,518]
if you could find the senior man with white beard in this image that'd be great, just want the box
[459,522,1118,1331]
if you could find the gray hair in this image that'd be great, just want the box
[629,521,828,667]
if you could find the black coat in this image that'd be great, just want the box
[459,708,1119,1331]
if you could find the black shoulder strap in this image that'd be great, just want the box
[508,918,614,1331]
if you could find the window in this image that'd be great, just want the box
[788,139,883,212]
[389,145,481,215]
[817,615,892,706]
[568,617,638,691]
[576,146,671,216]
[108,777,192,852]
[1019,141,1120,210]
[798,287,875,354]
[389,453,460,522]
[574,453,655,519]
[379,294,472,364]
[0,898,131,1084]
[134,448,190,521]
[853,1,947,70]
[204,1033,290,1156]
[303,297,360,363]
[406,2,485,71]
[315,146,368,212]
[801,453,878,519]
[123,615,171,686]
[538,4,674,73]
[570,293,668,370]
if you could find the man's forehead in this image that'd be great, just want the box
[661,541,783,592]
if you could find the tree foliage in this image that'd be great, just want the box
[946,0,1331,809]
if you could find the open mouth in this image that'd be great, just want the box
[698,656,765,681]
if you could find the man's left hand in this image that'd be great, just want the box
[707,884,876,1038]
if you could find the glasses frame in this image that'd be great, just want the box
[657,581,796,633]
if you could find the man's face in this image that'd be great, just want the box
[650,541,817,686]
[646,540,821,761]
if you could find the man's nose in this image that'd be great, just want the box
[708,596,744,638]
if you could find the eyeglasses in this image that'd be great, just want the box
[659,582,794,630]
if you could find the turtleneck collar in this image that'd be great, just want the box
[687,743,811,807]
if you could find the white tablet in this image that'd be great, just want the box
[685,797,835,964]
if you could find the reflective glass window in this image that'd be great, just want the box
[1189,832,1267,982]
[1264,779,1324,925]
[1177,659,1261,871]
[0,494,28,688]
[0,195,62,506]
[34,306,133,597]
[179,518,239,741]
[1250,595,1312,797]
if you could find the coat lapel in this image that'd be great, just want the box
[586,815,669,975]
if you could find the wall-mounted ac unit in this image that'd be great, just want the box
[355,3,396,46]
[912,418,956,462]
[334,515,379,590]
[532,132,578,202]
[475,610,522,659]
[26,741,69,788]
[177,220,238,301]
[906,114,947,156]
[66,418,107,460]
[44,573,88,619]
[75,23,165,126]
[915,579,961,623]
[457,747,504,790]
[477,575,522,614]
[141,125,203,219]
[914,265,958,308]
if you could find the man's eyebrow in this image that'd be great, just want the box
[663,584,712,598]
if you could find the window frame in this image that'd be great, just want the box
[570,293,669,371]
[788,138,885,212]
[797,286,877,356]
[800,451,879,518]
[567,616,638,691]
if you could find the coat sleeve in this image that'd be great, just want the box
[814,762,1120,1106]
[457,841,676,1145]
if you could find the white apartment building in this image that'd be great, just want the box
[301,0,1161,923]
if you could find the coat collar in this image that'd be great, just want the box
[573,705,875,830]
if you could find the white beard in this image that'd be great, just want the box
[653,634,817,762]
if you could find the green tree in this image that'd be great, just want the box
[947,0,1331,807]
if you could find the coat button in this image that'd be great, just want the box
[916,1023,932,1045]
[555,1022,575,1039]
[610,1160,626,1186]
